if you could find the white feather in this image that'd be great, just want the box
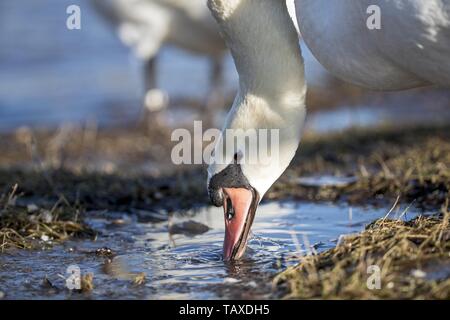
[296,0,450,89]
[207,0,450,199]
[207,0,306,198]
[92,0,226,59]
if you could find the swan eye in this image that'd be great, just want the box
[226,196,234,220]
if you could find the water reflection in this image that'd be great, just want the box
[0,200,422,299]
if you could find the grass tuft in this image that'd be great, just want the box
[0,185,95,252]
[269,125,450,209]
[274,201,450,299]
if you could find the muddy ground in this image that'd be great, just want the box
[0,115,449,299]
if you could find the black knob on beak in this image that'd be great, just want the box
[209,187,224,207]
[208,162,252,207]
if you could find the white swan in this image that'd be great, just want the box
[91,0,226,112]
[206,0,450,260]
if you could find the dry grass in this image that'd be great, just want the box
[0,123,449,256]
[0,168,206,213]
[0,184,95,252]
[1,123,449,213]
[1,123,173,172]
[0,123,207,213]
[273,125,450,299]
[269,124,450,209]
[274,201,450,299]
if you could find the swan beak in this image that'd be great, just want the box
[222,187,259,261]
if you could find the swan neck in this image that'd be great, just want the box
[209,0,306,101]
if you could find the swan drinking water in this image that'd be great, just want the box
[206,0,450,261]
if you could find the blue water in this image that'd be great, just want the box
[0,0,333,132]
[0,201,423,299]
[0,0,232,131]
[1,1,449,134]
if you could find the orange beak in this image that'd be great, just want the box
[222,187,259,261]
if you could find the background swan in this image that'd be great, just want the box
[206,0,450,260]
[91,0,299,119]
[91,0,227,115]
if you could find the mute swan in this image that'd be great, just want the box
[91,0,226,113]
[206,0,450,260]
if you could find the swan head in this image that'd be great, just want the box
[207,159,260,262]
[206,0,306,261]
[207,94,306,261]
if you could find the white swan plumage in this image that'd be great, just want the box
[297,0,450,89]
[92,0,225,58]
[91,0,226,111]
[206,0,450,260]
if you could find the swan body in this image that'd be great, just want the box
[91,0,226,112]
[297,0,450,90]
[206,0,450,260]
[92,0,225,58]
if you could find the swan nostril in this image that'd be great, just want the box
[226,196,234,220]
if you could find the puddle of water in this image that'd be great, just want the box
[296,175,358,188]
[0,201,421,299]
